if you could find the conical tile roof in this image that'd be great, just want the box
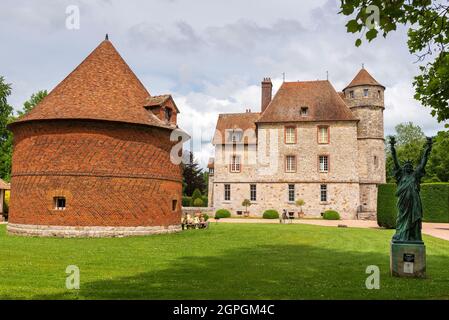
[13,40,171,129]
[344,68,384,90]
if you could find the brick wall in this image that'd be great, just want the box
[9,120,182,227]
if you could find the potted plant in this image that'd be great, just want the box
[295,199,305,218]
[242,199,251,217]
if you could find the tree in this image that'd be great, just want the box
[0,86,48,181]
[0,76,13,181]
[339,1,449,126]
[242,199,251,216]
[425,130,449,182]
[18,90,47,117]
[182,151,206,196]
[385,122,427,182]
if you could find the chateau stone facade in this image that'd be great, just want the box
[7,38,185,237]
[208,69,386,220]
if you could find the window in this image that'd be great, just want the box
[230,155,241,173]
[318,126,329,144]
[300,107,309,116]
[164,108,172,122]
[377,90,381,98]
[209,168,214,175]
[319,155,329,173]
[285,155,296,172]
[236,211,243,216]
[229,130,243,143]
[349,90,354,98]
[320,184,328,202]
[54,197,66,210]
[285,126,296,144]
[288,184,295,202]
[250,184,257,201]
[363,89,369,97]
[224,184,231,201]
[172,199,178,211]
[374,155,379,168]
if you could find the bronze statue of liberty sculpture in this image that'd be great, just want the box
[389,136,433,243]
[389,136,432,278]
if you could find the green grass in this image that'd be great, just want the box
[1,223,449,300]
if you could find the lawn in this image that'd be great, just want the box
[0,222,449,300]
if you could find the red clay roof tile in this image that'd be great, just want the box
[257,80,356,123]
[13,40,173,129]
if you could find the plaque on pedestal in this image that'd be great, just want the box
[390,241,426,278]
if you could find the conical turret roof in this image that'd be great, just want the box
[344,68,384,90]
[13,39,171,129]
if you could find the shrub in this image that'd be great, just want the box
[193,198,204,207]
[263,210,279,219]
[203,214,209,221]
[421,183,449,223]
[4,190,10,213]
[201,195,208,207]
[323,210,340,220]
[377,183,449,228]
[377,184,397,229]
[192,189,202,202]
[182,196,192,207]
[215,209,231,219]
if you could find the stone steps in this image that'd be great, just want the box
[357,211,377,221]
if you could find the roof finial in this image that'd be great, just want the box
[282,72,286,82]
[326,71,329,81]
[105,33,109,41]
[362,63,365,69]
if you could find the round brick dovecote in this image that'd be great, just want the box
[7,39,185,237]
[8,121,182,237]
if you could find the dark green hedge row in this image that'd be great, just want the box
[182,196,208,207]
[377,183,449,228]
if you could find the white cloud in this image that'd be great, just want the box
[1,0,446,169]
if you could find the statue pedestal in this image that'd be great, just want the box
[390,241,426,278]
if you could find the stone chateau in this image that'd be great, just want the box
[207,68,386,219]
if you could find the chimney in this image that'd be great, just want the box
[261,77,272,112]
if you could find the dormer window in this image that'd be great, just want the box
[300,107,309,116]
[164,108,172,122]
[229,130,243,143]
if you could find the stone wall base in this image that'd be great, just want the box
[7,223,181,238]
[390,241,426,278]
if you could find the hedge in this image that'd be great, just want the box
[193,198,204,207]
[215,209,231,219]
[377,183,449,228]
[182,196,192,207]
[263,210,279,219]
[323,210,340,220]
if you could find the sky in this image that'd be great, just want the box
[1,0,447,168]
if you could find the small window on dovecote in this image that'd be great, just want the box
[377,90,381,98]
[363,89,369,97]
[349,90,354,98]
[54,197,66,210]
[172,199,178,211]
[300,106,309,116]
[164,108,173,122]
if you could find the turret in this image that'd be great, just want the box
[343,67,386,218]
[343,68,385,139]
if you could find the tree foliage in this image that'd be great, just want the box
[0,77,13,181]
[0,78,47,181]
[18,90,48,117]
[385,122,449,182]
[339,0,449,125]
[182,151,206,196]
